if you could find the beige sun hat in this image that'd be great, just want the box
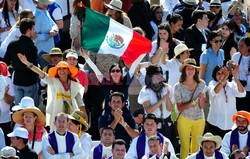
[68,110,89,131]
[104,0,123,12]
[42,48,63,63]
[174,44,193,57]
[183,0,198,5]
[197,133,222,149]
[179,58,200,72]
[210,0,221,6]
[12,106,46,125]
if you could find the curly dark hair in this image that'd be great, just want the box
[2,0,19,27]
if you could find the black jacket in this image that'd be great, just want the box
[17,145,38,159]
[185,24,209,65]
[3,35,38,86]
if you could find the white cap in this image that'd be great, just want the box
[0,146,19,158]
[174,44,193,57]
[7,127,28,139]
[66,52,78,59]
[12,96,35,111]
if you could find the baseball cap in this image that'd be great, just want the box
[7,127,28,139]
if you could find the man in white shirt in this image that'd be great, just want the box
[88,127,115,159]
[221,111,250,157]
[42,112,83,159]
[126,114,176,159]
[187,133,228,159]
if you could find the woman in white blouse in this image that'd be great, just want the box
[138,65,175,143]
[207,64,246,138]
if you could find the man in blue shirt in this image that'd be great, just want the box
[98,92,139,149]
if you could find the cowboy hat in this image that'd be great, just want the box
[183,0,198,5]
[34,0,54,5]
[232,111,250,123]
[197,133,222,149]
[104,0,123,12]
[42,48,63,63]
[210,0,221,6]
[48,61,78,78]
[174,44,193,57]
[13,106,46,125]
[0,61,10,76]
[68,110,89,131]
[179,58,200,72]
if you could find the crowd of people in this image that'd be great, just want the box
[0,0,249,158]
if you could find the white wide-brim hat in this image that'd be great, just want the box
[183,0,198,5]
[104,0,123,12]
[7,127,28,139]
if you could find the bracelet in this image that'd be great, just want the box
[159,47,163,51]
[27,63,34,69]
[192,100,197,105]
[123,122,128,127]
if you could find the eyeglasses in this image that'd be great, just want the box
[213,39,223,43]
[223,87,228,103]
[111,69,121,73]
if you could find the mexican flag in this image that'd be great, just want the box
[81,8,152,65]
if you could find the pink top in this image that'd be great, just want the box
[76,69,88,86]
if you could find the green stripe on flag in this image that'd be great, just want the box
[81,8,110,53]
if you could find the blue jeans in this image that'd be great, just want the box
[14,83,38,106]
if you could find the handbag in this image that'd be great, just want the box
[62,0,71,32]
[174,83,199,136]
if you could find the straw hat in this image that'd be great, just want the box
[179,58,200,72]
[42,48,63,63]
[232,111,250,123]
[197,133,222,149]
[12,96,35,111]
[210,0,221,6]
[35,0,54,5]
[68,110,89,131]
[0,61,10,76]
[174,44,193,57]
[13,106,46,125]
[0,146,19,158]
[104,0,123,12]
[183,0,198,5]
[48,61,78,78]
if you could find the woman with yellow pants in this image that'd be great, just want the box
[174,58,207,159]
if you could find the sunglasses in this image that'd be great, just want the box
[213,39,223,43]
[111,69,121,73]
[51,54,62,58]
[210,6,220,9]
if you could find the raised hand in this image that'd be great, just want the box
[17,53,28,65]
[79,48,89,59]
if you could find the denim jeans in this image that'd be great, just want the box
[14,83,38,106]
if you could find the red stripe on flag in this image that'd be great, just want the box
[120,32,152,65]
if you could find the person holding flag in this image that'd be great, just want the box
[80,49,142,114]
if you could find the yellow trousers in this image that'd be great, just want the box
[177,115,205,159]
